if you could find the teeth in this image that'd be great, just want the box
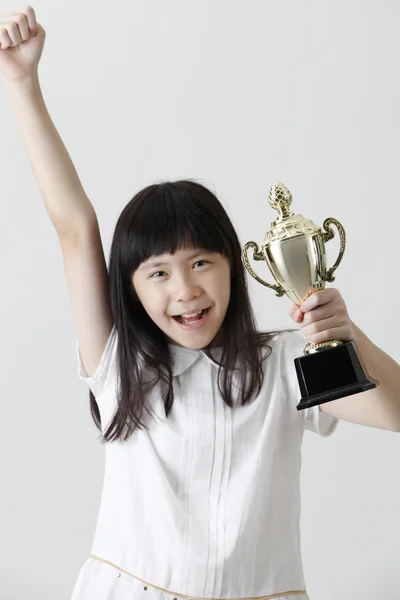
[180,310,203,318]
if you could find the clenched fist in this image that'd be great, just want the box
[0,6,45,82]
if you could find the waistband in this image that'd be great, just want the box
[89,554,307,600]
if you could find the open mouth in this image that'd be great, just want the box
[172,307,211,328]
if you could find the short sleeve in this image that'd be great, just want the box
[279,330,339,437]
[76,325,118,398]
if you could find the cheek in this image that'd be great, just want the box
[216,269,231,309]
[147,294,172,322]
[141,294,166,317]
[133,279,161,315]
[132,276,172,325]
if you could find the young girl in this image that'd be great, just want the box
[2,8,400,600]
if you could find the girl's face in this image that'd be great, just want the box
[132,248,231,349]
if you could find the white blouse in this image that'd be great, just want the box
[70,328,338,600]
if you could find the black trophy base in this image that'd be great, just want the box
[294,341,377,411]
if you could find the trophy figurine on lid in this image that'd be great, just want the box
[242,182,377,410]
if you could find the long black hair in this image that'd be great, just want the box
[89,180,289,442]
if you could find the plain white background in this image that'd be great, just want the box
[1,1,399,598]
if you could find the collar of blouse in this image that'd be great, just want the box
[168,344,223,376]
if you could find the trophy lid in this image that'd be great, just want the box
[264,182,321,245]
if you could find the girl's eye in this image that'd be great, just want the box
[149,261,208,279]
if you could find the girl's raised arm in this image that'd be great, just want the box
[1,7,114,377]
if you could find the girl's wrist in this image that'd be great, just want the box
[4,71,40,92]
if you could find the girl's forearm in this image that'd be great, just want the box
[5,74,96,234]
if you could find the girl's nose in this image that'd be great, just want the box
[173,277,202,302]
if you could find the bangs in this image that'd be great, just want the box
[127,183,231,272]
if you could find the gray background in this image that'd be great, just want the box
[1,1,399,598]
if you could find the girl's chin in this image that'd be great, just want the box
[164,325,224,350]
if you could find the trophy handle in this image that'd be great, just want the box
[322,218,346,282]
[242,241,285,297]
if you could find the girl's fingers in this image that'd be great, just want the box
[288,305,303,323]
[301,304,336,326]
[3,20,22,46]
[301,316,347,341]
[12,11,31,41]
[0,27,12,50]
[20,6,37,34]
[0,11,32,49]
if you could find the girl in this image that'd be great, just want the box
[2,8,400,600]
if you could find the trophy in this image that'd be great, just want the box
[242,182,377,410]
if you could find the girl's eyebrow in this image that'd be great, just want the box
[139,249,210,271]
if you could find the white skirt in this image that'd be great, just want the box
[70,555,310,600]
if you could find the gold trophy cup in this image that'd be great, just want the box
[242,182,377,410]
